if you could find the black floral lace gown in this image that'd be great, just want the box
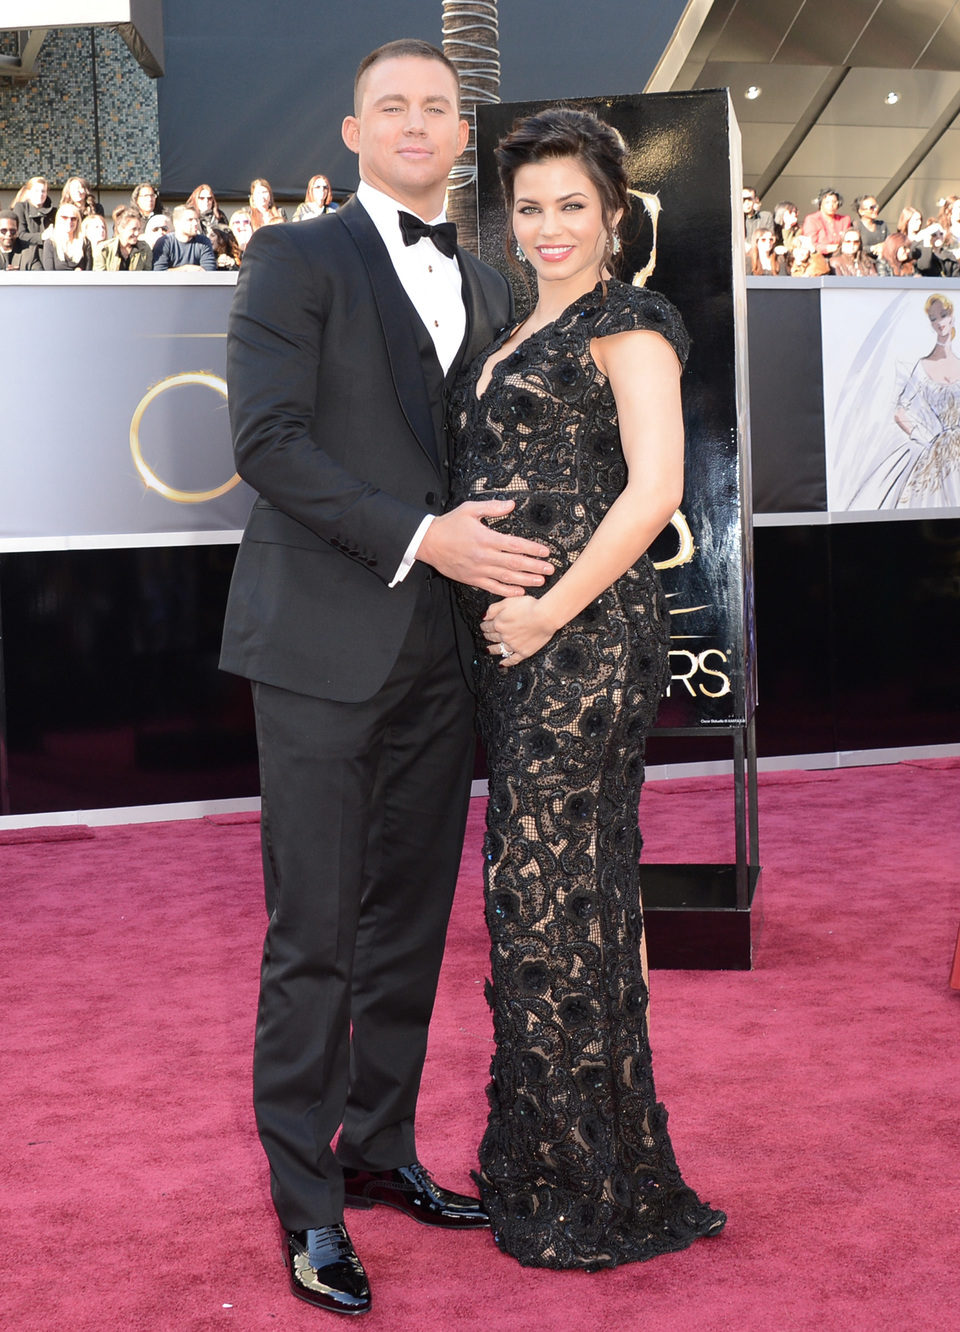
[450,278,724,1270]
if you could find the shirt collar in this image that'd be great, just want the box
[356,180,447,243]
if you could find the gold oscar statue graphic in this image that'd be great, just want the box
[129,371,240,504]
[654,509,695,570]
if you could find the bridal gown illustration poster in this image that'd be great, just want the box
[823,285,960,512]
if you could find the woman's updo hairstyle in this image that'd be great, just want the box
[495,107,632,274]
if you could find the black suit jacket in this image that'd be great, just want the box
[220,197,512,702]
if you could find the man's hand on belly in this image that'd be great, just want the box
[417,499,554,597]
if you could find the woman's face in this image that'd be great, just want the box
[67,180,86,205]
[511,156,618,293]
[840,230,861,254]
[116,214,142,248]
[60,209,81,231]
[144,216,170,246]
[231,215,253,248]
[927,300,954,342]
[783,206,798,229]
[820,193,840,215]
[905,211,922,238]
[195,188,215,211]
[85,216,107,244]
[28,179,47,206]
[252,183,271,210]
[311,177,330,202]
[137,186,156,212]
[756,230,775,251]
[794,237,812,261]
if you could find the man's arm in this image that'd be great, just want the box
[196,237,217,272]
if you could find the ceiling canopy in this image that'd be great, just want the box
[1,1,163,78]
[666,0,960,219]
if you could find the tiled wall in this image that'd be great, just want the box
[0,27,159,194]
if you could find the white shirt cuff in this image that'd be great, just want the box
[389,514,435,587]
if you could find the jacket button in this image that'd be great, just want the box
[425,491,437,506]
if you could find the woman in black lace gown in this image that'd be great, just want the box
[450,108,725,1270]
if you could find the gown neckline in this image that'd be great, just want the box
[473,280,607,403]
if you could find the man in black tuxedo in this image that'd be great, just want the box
[220,39,553,1315]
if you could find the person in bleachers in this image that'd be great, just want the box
[936,196,960,248]
[853,195,887,257]
[41,203,90,271]
[153,204,217,271]
[878,208,922,276]
[773,200,800,258]
[746,227,782,275]
[186,183,229,237]
[228,207,255,258]
[0,210,43,271]
[877,207,944,276]
[802,188,852,258]
[12,176,55,241]
[93,206,154,271]
[742,186,773,243]
[789,233,830,277]
[914,221,959,279]
[209,224,242,270]
[248,178,287,229]
[61,176,104,219]
[142,212,172,249]
[829,228,878,277]
[80,213,108,262]
[131,182,163,221]
[292,174,339,221]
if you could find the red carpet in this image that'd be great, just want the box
[2,762,958,1330]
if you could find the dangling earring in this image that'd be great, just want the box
[515,241,527,263]
[611,231,621,256]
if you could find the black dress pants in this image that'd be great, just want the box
[250,575,475,1229]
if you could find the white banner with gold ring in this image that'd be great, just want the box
[1,279,255,541]
[129,372,240,504]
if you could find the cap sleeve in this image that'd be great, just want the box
[593,282,691,368]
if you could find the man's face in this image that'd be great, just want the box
[175,209,200,241]
[742,190,759,215]
[117,216,142,249]
[0,219,17,252]
[341,56,468,211]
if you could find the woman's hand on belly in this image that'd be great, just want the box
[481,593,561,667]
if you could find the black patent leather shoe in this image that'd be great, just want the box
[343,1162,489,1229]
[282,1224,371,1315]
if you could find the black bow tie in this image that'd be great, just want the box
[398,211,458,258]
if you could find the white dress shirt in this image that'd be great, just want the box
[355,181,467,585]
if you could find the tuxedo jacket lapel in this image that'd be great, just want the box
[337,200,442,473]
[456,248,512,375]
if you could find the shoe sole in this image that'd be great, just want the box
[288,1282,372,1316]
[343,1194,489,1228]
